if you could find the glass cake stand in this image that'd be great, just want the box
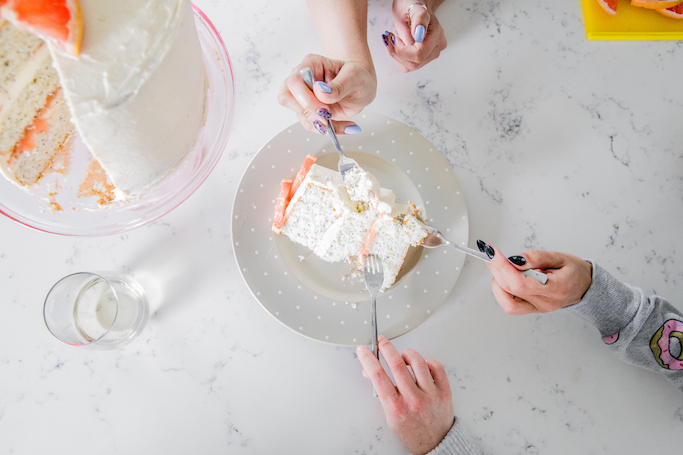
[0,5,234,236]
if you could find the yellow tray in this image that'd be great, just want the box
[581,0,683,40]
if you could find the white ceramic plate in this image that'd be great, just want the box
[0,6,234,236]
[232,114,468,345]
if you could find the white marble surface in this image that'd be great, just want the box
[1,0,682,453]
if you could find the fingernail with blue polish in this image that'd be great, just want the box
[382,33,389,47]
[316,108,331,120]
[313,120,326,135]
[315,81,332,94]
[508,255,526,266]
[344,125,361,135]
[414,24,426,43]
[390,33,395,46]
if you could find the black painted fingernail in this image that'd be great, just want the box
[316,108,331,120]
[477,240,495,259]
[382,33,389,47]
[313,120,326,135]
[508,255,526,266]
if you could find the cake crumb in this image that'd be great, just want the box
[77,160,116,205]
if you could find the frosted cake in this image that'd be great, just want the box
[0,0,206,197]
[273,155,428,290]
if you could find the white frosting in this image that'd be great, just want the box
[47,0,206,195]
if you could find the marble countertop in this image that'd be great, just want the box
[1,0,682,453]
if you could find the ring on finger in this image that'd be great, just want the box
[407,3,427,16]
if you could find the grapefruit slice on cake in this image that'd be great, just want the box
[0,0,83,55]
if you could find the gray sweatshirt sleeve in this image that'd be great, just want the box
[564,260,683,392]
[426,418,483,455]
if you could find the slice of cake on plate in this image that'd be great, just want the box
[273,155,428,291]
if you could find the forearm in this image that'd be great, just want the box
[305,0,375,76]
[565,261,683,392]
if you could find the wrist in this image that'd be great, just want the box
[352,55,376,80]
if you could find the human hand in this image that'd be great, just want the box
[383,0,447,72]
[357,336,454,455]
[479,242,593,315]
[277,54,377,135]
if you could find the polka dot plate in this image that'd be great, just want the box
[232,114,468,345]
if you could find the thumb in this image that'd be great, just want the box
[409,5,431,44]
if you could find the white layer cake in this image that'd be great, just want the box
[277,164,427,290]
[0,0,206,196]
[48,0,206,195]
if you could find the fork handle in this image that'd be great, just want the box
[300,67,314,89]
[371,293,379,397]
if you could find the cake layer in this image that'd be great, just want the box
[47,0,207,195]
[368,209,428,289]
[0,19,43,90]
[283,183,347,251]
[314,208,379,263]
[0,21,60,157]
[7,89,74,186]
[0,20,75,188]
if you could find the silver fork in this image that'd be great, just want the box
[300,67,360,178]
[422,226,548,284]
[363,254,384,397]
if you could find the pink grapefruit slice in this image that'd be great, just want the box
[658,2,683,17]
[597,0,619,15]
[631,0,683,9]
[0,0,83,55]
[290,154,317,198]
[272,179,293,232]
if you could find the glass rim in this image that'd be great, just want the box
[43,272,121,347]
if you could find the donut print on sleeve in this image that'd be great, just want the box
[650,319,683,371]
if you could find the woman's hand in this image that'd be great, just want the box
[481,243,593,315]
[357,336,454,455]
[384,0,447,72]
[277,54,377,135]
